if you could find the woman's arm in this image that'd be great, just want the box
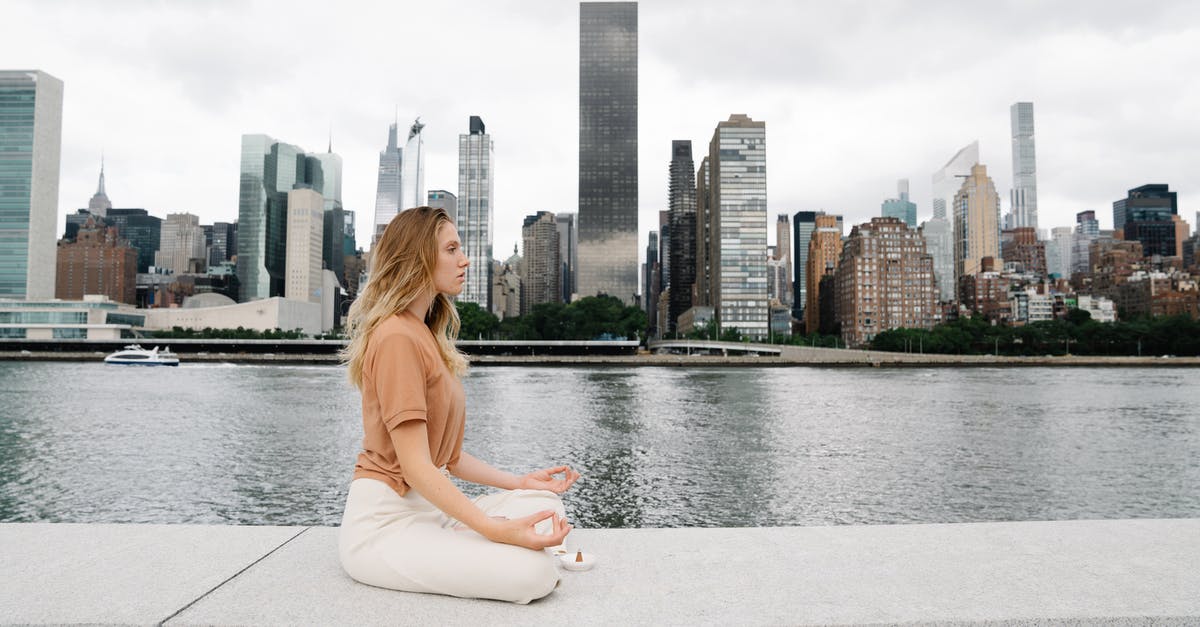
[449,451,581,494]
[446,451,520,490]
[390,420,570,549]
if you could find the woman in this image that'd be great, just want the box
[338,206,580,604]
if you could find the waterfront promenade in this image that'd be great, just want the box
[1,519,1197,625]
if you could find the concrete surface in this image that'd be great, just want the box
[1,519,1197,626]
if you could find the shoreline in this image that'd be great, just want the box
[2,350,1198,367]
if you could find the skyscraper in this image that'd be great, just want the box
[286,188,325,303]
[932,141,979,220]
[667,140,696,333]
[708,114,768,339]
[555,213,577,303]
[694,157,712,307]
[1072,210,1100,276]
[155,213,207,275]
[88,159,112,218]
[372,122,402,242]
[920,217,955,301]
[791,211,818,320]
[312,146,344,286]
[881,179,917,227]
[457,115,494,311]
[0,70,62,300]
[401,118,426,212]
[806,214,843,335]
[106,208,161,273]
[237,134,324,301]
[953,163,1002,283]
[1009,102,1038,230]
[643,230,659,328]
[774,214,792,308]
[578,1,638,304]
[521,211,560,314]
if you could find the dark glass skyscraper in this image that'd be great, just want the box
[578,2,638,304]
[667,140,696,334]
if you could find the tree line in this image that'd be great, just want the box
[869,311,1200,356]
[457,295,646,341]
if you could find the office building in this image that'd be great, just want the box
[1009,102,1038,230]
[578,1,638,304]
[1047,226,1073,278]
[920,217,955,302]
[555,212,577,303]
[881,179,917,227]
[209,221,236,268]
[774,214,792,308]
[643,231,660,331]
[1072,210,1101,276]
[520,211,560,314]
[286,188,324,303]
[155,213,207,275]
[1113,183,1176,232]
[1116,184,1183,258]
[805,214,843,334]
[236,134,325,301]
[707,114,768,339]
[0,70,62,300]
[372,122,402,241]
[791,211,818,319]
[834,217,937,347]
[428,190,457,216]
[953,163,1001,284]
[931,141,979,220]
[343,211,357,257]
[312,145,344,285]
[694,157,712,307]
[55,216,137,304]
[106,208,161,273]
[457,115,494,310]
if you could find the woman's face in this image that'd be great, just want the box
[433,222,469,296]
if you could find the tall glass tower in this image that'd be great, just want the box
[372,123,402,243]
[578,2,638,304]
[401,118,425,213]
[932,141,979,220]
[1010,102,1037,230]
[237,134,323,302]
[709,114,768,340]
[457,115,494,311]
[0,70,62,300]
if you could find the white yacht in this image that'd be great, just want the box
[103,344,180,366]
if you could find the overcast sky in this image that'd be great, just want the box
[6,0,1199,267]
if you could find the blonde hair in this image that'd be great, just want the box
[341,206,468,389]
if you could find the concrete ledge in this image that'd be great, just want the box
[1,519,1197,625]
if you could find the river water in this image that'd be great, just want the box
[1,362,1197,528]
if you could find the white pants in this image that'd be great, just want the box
[338,478,566,604]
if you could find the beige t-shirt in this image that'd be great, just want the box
[353,310,466,497]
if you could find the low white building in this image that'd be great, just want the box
[1075,295,1116,323]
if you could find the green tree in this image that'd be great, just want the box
[455,301,500,340]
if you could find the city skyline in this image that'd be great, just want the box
[4,1,1199,270]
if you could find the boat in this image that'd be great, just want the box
[103,344,180,366]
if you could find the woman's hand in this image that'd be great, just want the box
[483,510,572,550]
[518,465,581,494]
